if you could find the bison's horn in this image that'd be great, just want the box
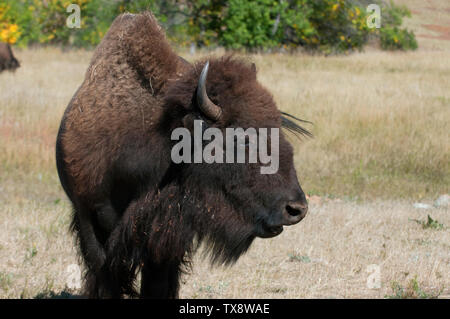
[197,61,222,121]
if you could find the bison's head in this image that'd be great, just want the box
[161,56,310,261]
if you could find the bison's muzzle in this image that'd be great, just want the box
[257,194,308,238]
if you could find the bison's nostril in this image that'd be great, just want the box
[286,202,308,217]
[286,205,301,216]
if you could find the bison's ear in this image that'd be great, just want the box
[251,63,257,74]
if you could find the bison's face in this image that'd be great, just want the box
[165,57,309,239]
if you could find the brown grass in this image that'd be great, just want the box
[253,50,449,200]
[180,200,449,298]
[0,4,449,298]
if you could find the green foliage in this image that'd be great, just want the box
[288,253,311,263]
[187,0,417,53]
[218,0,315,51]
[72,0,120,47]
[380,27,418,51]
[306,0,371,54]
[1,0,91,47]
[0,0,417,52]
[386,277,443,299]
[410,215,445,230]
[220,0,279,50]
[378,1,418,50]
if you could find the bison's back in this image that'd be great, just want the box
[58,12,181,200]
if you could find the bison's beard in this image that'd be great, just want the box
[106,182,257,292]
[195,211,256,266]
[175,184,257,266]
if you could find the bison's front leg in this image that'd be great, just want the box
[140,261,181,299]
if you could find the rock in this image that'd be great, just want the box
[434,194,450,208]
[413,203,432,209]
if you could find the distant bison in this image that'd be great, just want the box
[0,42,20,73]
[56,12,310,298]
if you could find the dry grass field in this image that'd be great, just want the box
[0,2,449,298]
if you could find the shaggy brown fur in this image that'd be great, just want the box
[56,12,310,299]
[0,42,20,73]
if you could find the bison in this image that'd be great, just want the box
[0,42,20,73]
[56,12,311,299]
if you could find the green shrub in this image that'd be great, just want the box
[378,2,418,51]
[305,0,372,54]
[220,0,279,50]
[218,0,312,51]
[380,26,418,50]
[0,0,418,53]
[0,0,91,47]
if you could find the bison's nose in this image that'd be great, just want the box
[283,201,308,225]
